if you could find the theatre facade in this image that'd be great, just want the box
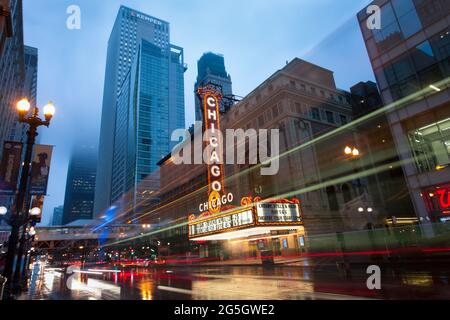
[154,58,378,259]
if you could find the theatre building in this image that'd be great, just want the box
[154,58,379,259]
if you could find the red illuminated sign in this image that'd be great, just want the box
[423,184,450,216]
[436,188,450,209]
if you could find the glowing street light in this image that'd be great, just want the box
[344,146,352,155]
[17,98,31,114]
[43,101,56,121]
[0,206,7,216]
[29,207,41,216]
[344,146,360,157]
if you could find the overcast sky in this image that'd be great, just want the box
[22,0,374,225]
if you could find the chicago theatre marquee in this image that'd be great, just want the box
[185,85,305,257]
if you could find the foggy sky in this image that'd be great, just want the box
[22,0,374,225]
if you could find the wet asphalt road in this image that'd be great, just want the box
[18,262,450,300]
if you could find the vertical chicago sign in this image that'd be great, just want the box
[197,85,230,215]
[188,85,302,241]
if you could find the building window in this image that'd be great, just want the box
[290,80,296,88]
[384,52,420,100]
[431,29,450,76]
[272,105,279,118]
[414,0,450,27]
[392,0,422,38]
[411,41,437,72]
[326,111,335,123]
[371,3,403,51]
[408,117,450,173]
[340,115,348,125]
[258,115,265,126]
[311,108,320,120]
[326,186,340,211]
[341,183,353,203]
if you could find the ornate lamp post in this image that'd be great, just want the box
[1,98,55,299]
[344,145,363,195]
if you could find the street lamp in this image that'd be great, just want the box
[344,145,363,195]
[0,206,7,216]
[29,207,41,217]
[358,207,375,229]
[28,227,36,237]
[2,98,56,298]
[344,146,360,158]
[344,146,352,155]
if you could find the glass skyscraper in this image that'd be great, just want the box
[9,45,38,142]
[96,6,186,215]
[63,145,97,225]
[194,52,233,122]
[0,0,24,159]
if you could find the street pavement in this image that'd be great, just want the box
[16,261,450,300]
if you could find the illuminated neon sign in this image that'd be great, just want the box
[197,85,227,215]
[436,188,450,209]
[423,184,450,215]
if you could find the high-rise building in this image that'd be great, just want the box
[52,205,63,226]
[194,52,233,122]
[358,0,450,225]
[0,0,25,158]
[9,45,38,142]
[347,81,383,118]
[63,145,97,225]
[95,6,186,217]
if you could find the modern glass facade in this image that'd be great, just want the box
[0,0,24,159]
[63,146,97,225]
[194,52,233,122]
[52,205,63,226]
[111,38,186,206]
[9,45,38,142]
[96,6,185,216]
[358,0,450,224]
[360,0,450,103]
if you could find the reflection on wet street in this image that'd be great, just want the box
[18,262,450,300]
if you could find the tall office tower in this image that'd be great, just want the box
[9,45,38,142]
[194,52,233,122]
[0,0,25,158]
[95,6,186,216]
[358,0,450,225]
[52,205,63,226]
[63,145,97,225]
